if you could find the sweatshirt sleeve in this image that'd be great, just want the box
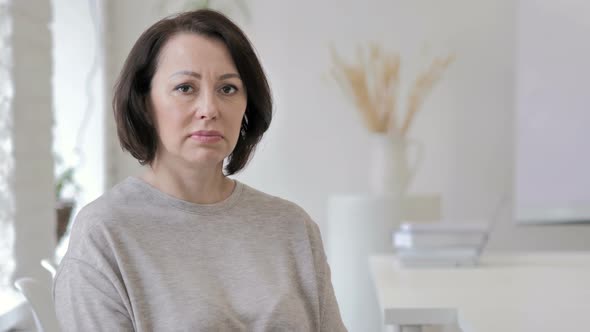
[52,207,134,332]
[53,258,134,332]
[306,219,348,332]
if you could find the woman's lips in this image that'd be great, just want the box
[190,130,223,143]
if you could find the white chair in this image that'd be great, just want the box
[41,258,58,279]
[13,277,60,332]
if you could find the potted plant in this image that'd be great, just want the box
[55,161,79,243]
[330,44,454,195]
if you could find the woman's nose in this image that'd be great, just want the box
[195,89,219,120]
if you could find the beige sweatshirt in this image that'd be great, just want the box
[53,177,347,332]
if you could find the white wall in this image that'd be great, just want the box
[515,0,590,224]
[104,0,590,251]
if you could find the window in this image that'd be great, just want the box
[0,0,18,315]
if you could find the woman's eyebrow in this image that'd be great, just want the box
[218,73,241,80]
[169,71,241,80]
[169,70,200,79]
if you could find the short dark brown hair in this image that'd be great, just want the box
[113,9,272,175]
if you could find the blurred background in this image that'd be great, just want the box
[1,0,589,331]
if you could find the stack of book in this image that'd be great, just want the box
[392,222,490,267]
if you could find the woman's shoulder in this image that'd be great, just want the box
[240,182,311,219]
[238,182,326,255]
[238,182,321,237]
[72,177,151,231]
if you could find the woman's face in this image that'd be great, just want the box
[149,33,247,169]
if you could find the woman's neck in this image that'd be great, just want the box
[140,158,235,205]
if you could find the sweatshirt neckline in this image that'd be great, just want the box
[126,176,244,215]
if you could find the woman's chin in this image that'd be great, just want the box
[182,152,227,169]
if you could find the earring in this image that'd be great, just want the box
[240,115,248,138]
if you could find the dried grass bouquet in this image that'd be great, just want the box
[331,44,454,137]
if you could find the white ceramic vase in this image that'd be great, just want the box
[369,133,423,197]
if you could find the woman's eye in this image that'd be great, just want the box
[175,84,193,94]
[220,85,238,95]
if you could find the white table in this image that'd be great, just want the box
[369,252,590,332]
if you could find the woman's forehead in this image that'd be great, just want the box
[156,33,237,74]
